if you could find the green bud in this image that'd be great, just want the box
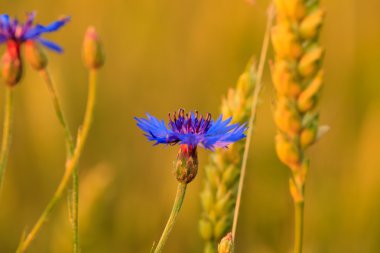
[218,233,234,253]
[1,51,22,86]
[25,41,48,70]
[83,26,105,69]
[174,145,198,184]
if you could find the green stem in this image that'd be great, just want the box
[39,69,75,153]
[153,183,187,253]
[294,201,304,253]
[16,69,98,253]
[71,69,97,253]
[39,68,79,253]
[0,87,15,193]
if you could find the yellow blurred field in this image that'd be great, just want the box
[0,0,379,252]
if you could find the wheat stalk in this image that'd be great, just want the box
[199,61,257,253]
[271,0,326,252]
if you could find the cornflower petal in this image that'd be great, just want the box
[135,110,246,150]
[0,13,69,53]
[37,38,63,52]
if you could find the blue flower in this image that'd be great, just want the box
[135,109,247,150]
[0,12,70,53]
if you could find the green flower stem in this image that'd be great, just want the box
[294,201,304,253]
[39,68,79,253]
[0,87,15,192]
[16,69,98,253]
[154,183,187,253]
[39,69,75,153]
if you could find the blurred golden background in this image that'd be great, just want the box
[0,0,379,252]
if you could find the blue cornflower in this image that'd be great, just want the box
[0,12,70,56]
[135,109,246,150]
[135,109,246,183]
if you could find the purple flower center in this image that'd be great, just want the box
[168,109,212,135]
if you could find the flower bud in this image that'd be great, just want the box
[298,47,324,77]
[25,41,48,70]
[275,133,301,167]
[174,145,198,184]
[83,26,105,69]
[297,70,323,112]
[218,233,234,253]
[1,51,22,86]
[300,9,325,39]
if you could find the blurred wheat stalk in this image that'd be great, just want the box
[271,0,326,252]
[199,60,256,253]
[199,5,275,252]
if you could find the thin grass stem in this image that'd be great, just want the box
[39,69,75,153]
[0,87,15,193]
[16,69,98,253]
[153,183,187,253]
[39,68,80,253]
[231,4,274,239]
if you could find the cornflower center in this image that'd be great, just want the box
[168,109,212,134]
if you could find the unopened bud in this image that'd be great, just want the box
[174,145,198,184]
[218,233,234,253]
[275,133,301,167]
[298,70,323,112]
[300,9,325,39]
[298,47,324,77]
[1,51,22,86]
[83,26,105,69]
[25,41,48,70]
